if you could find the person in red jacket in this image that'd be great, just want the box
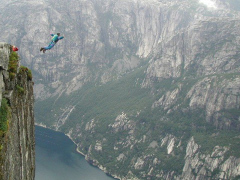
[12,46,18,51]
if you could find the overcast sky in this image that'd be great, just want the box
[199,0,217,9]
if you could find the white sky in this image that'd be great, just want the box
[199,0,217,9]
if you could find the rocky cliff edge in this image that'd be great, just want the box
[0,42,35,180]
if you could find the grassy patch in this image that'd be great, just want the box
[20,66,33,81]
[8,51,19,80]
[193,130,240,158]
[16,85,24,95]
[0,98,10,136]
[64,67,153,128]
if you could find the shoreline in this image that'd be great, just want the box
[35,124,120,180]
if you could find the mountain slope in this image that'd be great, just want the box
[0,0,240,179]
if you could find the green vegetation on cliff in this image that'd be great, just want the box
[8,51,19,80]
[20,66,33,81]
[0,97,10,172]
[0,98,9,135]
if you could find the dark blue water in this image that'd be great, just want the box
[35,125,116,180]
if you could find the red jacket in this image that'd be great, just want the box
[12,46,18,51]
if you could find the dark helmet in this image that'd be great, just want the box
[57,33,60,36]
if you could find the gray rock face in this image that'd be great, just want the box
[186,76,240,129]
[182,137,240,180]
[0,42,11,106]
[0,0,239,99]
[0,42,10,70]
[0,0,240,180]
[0,43,35,180]
[144,18,240,83]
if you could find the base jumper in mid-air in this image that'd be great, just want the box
[40,33,64,53]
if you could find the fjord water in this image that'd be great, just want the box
[35,126,116,180]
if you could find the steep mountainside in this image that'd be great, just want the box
[0,0,239,179]
[0,43,35,180]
